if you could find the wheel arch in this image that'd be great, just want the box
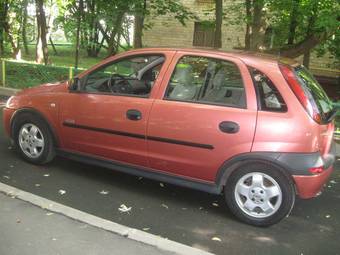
[10,107,60,147]
[215,153,296,193]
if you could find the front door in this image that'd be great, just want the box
[147,52,258,182]
[59,52,174,167]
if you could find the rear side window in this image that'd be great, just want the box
[164,56,246,108]
[294,66,333,118]
[279,64,335,123]
[251,68,287,112]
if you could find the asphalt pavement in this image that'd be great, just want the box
[1,108,340,255]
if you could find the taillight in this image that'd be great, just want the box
[279,64,321,123]
[308,166,324,174]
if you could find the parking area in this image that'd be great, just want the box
[0,109,339,255]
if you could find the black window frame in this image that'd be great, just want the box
[249,67,287,113]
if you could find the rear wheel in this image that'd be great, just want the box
[13,112,56,164]
[225,162,295,226]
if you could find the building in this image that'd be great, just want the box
[143,0,339,77]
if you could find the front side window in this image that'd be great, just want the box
[164,56,246,108]
[83,55,165,97]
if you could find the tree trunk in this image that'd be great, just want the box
[287,0,299,45]
[107,11,125,56]
[244,0,251,50]
[49,37,58,55]
[280,32,329,58]
[213,0,222,49]
[22,0,29,54]
[35,0,49,65]
[133,0,146,49]
[75,0,83,69]
[302,1,318,68]
[0,0,9,55]
[249,0,266,51]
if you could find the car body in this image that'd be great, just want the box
[2,48,336,226]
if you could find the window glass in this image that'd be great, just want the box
[83,55,164,96]
[251,68,287,112]
[294,66,333,119]
[165,56,246,108]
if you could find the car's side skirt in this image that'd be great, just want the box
[56,149,221,194]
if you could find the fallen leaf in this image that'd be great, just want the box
[160,183,165,187]
[161,204,169,209]
[58,190,66,195]
[99,190,109,195]
[118,204,132,213]
[212,237,222,242]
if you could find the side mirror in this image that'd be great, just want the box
[69,77,81,92]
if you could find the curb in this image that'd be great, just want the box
[0,87,20,96]
[0,182,214,255]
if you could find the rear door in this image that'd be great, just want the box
[147,51,258,182]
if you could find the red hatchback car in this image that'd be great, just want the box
[3,48,337,226]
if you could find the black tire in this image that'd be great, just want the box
[12,112,56,164]
[225,161,295,227]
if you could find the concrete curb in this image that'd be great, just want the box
[0,87,20,96]
[0,182,214,255]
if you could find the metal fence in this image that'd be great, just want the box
[0,60,84,89]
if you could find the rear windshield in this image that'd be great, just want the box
[294,66,334,121]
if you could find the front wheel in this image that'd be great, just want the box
[13,113,56,164]
[225,162,295,227]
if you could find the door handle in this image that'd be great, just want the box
[219,121,239,134]
[126,109,142,121]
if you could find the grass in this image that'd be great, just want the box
[2,44,107,69]
[0,44,127,88]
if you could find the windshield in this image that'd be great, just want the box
[294,66,334,122]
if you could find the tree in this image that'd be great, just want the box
[35,0,49,64]
[21,0,29,54]
[133,0,195,48]
[213,0,222,49]
[74,0,83,68]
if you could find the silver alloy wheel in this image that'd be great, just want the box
[234,172,282,218]
[18,123,45,159]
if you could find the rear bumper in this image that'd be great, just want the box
[293,165,334,199]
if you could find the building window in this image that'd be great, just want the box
[193,21,215,47]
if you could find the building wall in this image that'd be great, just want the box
[143,0,339,75]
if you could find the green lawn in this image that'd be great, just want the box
[5,44,107,69]
[0,44,126,88]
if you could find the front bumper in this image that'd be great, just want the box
[293,165,334,199]
[2,107,16,137]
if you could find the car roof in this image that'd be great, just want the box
[126,47,299,67]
